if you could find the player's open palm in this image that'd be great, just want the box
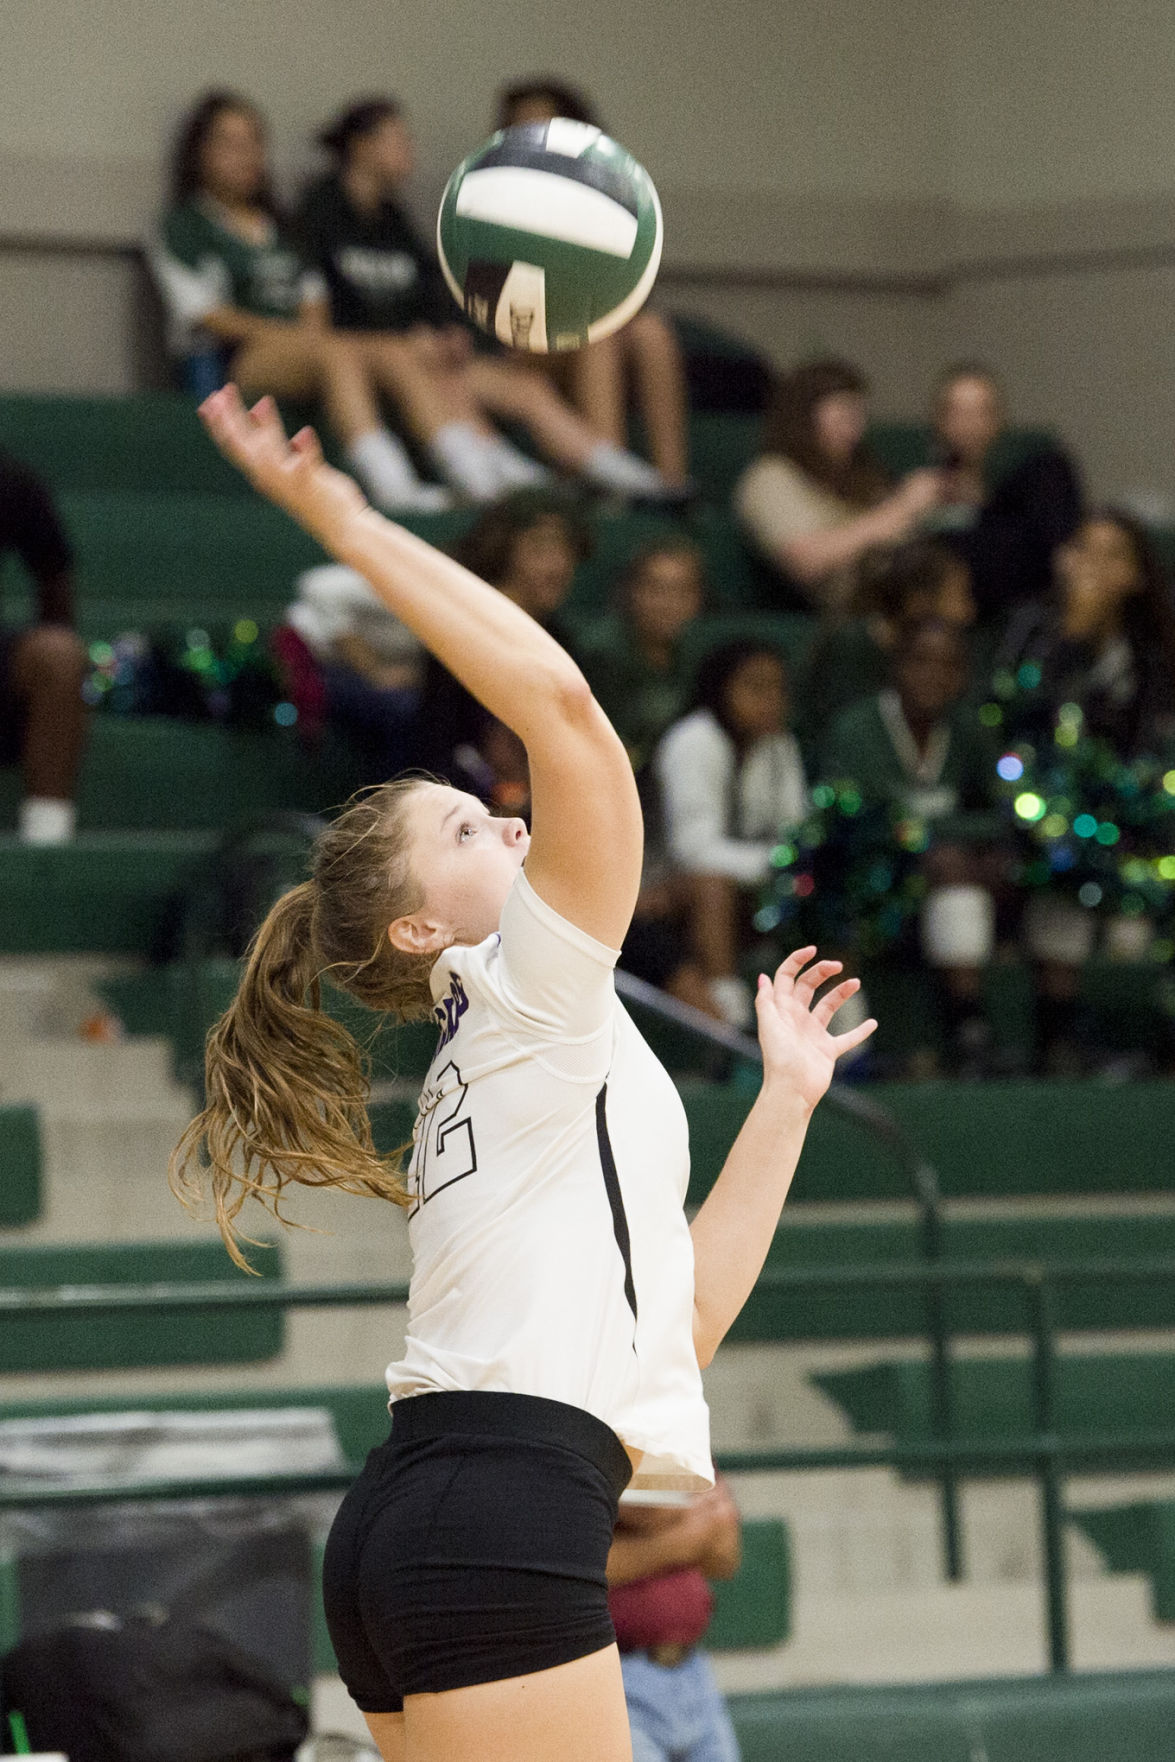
[754,948,876,1111]
[199,385,368,545]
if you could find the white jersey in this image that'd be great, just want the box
[385,870,713,1495]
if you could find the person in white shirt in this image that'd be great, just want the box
[171,385,874,1762]
[655,640,808,1027]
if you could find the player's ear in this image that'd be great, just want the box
[388,912,449,956]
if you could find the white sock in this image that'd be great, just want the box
[710,974,753,1030]
[430,422,510,502]
[347,429,452,513]
[486,437,551,489]
[18,797,76,845]
[584,441,668,498]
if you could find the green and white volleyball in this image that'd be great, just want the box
[437,120,663,353]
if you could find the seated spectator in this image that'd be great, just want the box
[580,538,706,771]
[280,563,424,780]
[149,90,449,512]
[654,640,808,1026]
[495,77,693,493]
[928,362,1082,616]
[998,510,1175,1071]
[412,490,589,805]
[0,449,88,844]
[609,1479,742,1762]
[298,97,677,503]
[818,618,1003,1072]
[734,359,944,614]
[796,538,976,740]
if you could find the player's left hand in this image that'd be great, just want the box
[754,948,876,1111]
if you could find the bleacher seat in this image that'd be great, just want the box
[1071,1502,1175,1622]
[0,1239,284,1371]
[682,1079,1175,1205]
[813,1353,1175,1471]
[725,1672,1175,1762]
[0,1105,42,1227]
[707,1517,791,1650]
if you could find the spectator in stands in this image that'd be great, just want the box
[297,97,677,504]
[279,563,424,780]
[495,77,693,493]
[654,640,808,1026]
[735,359,945,614]
[149,90,450,513]
[818,618,1003,1073]
[413,490,589,805]
[796,538,976,740]
[610,1480,743,1762]
[928,362,1082,616]
[998,511,1175,1071]
[580,538,706,771]
[0,449,88,844]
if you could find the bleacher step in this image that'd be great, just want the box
[711,1572,1175,1691]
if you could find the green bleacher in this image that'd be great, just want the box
[0,1240,284,1371]
[814,1353,1175,1469]
[727,1673,1175,1762]
[0,1105,41,1226]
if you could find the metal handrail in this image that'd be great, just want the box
[7,1256,1175,1672]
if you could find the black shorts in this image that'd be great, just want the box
[321,1390,632,1714]
[0,628,27,766]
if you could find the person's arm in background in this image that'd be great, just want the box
[608,1482,742,1586]
[738,461,946,591]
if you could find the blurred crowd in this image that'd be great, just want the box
[3,76,1175,1084]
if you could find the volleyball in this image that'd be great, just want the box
[437,119,663,353]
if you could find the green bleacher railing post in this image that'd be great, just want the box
[920,1183,963,1584]
[1027,1267,1070,1673]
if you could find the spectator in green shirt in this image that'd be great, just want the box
[796,538,975,742]
[580,539,706,771]
[150,90,449,512]
[818,618,1004,1073]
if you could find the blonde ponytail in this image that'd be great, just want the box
[169,780,434,1269]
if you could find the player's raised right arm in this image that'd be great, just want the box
[199,387,642,950]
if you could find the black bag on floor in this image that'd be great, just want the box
[0,1611,310,1762]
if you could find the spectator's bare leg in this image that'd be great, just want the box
[468,358,608,469]
[355,334,494,443]
[235,331,448,510]
[470,357,670,497]
[11,624,88,830]
[623,311,690,485]
[565,332,628,446]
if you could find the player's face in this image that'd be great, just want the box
[935,375,1002,465]
[503,517,579,620]
[628,552,704,648]
[812,392,867,465]
[403,783,529,948]
[358,116,415,188]
[724,653,787,741]
[896,628,966,721]
[503,94,562,126]
[200,107,268,205]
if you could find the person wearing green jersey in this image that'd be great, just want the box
[150,91,449,513]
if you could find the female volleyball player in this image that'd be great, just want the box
[173,385,876,1762]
